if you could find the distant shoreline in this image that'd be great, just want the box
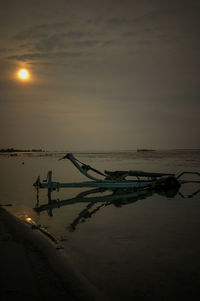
[0,148,44,153]
[0,149,200,157]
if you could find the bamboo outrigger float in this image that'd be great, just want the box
[33,153,200,192]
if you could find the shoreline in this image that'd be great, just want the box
[0,207,103,301]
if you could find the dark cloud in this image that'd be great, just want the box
[9,24,107,62]
[132,3,200,30]
[136,40,152,45]
[73,40,100,48]
[6,51,85,61]
[0,48,9,53]
[14,22,70,40]
[35,35,67,51]
[133,8,177,24]
[30,33,48,39]
[65,31,86,39]
[12,24,105,56]
[14,22,103,43]
[123,31,137,37]
[108,17,129,25]
[87,17,104,26]
[103,40,119,46]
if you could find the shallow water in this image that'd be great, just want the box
[1,150,200,300]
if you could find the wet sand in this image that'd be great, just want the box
[0,207,103,301]
[1,203,200,301]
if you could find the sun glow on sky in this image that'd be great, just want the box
[18,69,30,80]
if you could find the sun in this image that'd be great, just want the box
[18,69,30,80]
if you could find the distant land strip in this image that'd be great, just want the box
[0,148,44,153]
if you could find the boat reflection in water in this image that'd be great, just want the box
[34,186,182,232]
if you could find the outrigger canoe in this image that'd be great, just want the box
[33,153,200,191]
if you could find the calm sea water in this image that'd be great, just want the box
[1,150,200,300]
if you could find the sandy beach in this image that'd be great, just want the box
[0,207,103,301]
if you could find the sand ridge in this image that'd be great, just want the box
[0,207,104,301]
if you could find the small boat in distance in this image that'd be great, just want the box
[137,149,155,152]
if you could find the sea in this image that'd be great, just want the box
[1,150,200,300]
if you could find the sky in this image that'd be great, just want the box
[0,0,200,151]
